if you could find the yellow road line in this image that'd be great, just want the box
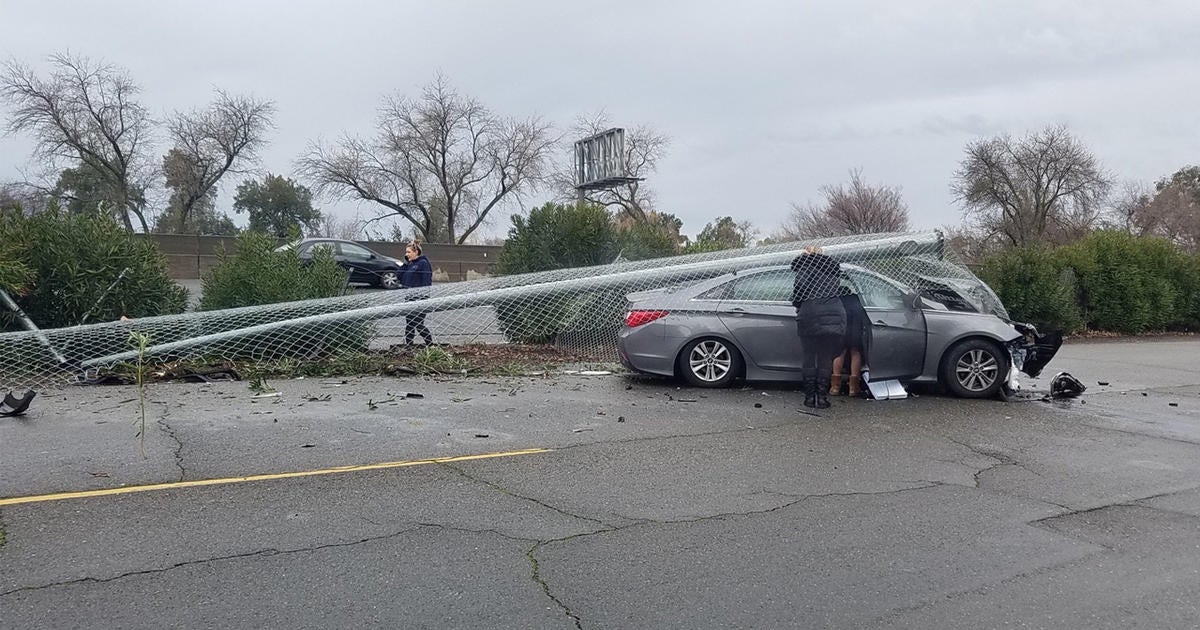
[0,448,551,507]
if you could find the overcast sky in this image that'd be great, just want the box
[2,0,1199,240]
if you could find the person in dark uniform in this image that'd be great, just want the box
[790,246,847,409]
[399,241,434,346]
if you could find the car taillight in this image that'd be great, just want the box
[625,310,669,327]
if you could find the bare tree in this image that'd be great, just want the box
[1110,167,1200,251]
[0,181,51,214]
[554,112,669,222]
[162,91,274,232]
[1104,180,1155,235]
[940,224,1007,264]
[951,125,1110,247]
[318,213,366,240]
[297,77,556,244]
[1,53,155,231]
[776,169,910,240]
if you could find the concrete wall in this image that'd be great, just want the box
[141,235,501,283]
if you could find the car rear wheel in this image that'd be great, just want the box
[678,338,742,388]
[940,339,1008,398]
[378,271,401,290]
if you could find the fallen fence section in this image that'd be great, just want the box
[1,231,998,389]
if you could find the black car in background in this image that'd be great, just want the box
[278,238,404,289]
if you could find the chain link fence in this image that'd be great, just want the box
[1,231,1002,390]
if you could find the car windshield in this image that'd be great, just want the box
[858,255,1010,319]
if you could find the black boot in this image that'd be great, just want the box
[815,372,832,409]
[803,369,817,408]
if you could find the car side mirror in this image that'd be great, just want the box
[909,293,922,311]
[368,253,377,260]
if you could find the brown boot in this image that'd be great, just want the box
[848,350,863,397]
[829,353,846,396]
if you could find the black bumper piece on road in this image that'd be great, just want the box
[1012,323,1062,379]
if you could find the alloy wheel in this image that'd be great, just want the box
[380,272,400,290]
[688,340,733,383]
[955,348,999,392]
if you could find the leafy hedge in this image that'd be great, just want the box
[200,231,347,310]
[979,230,1199,334]
[978,246,1083,333]
[494,202,671,345]
[198,231,367,357]
[0,208,187,330]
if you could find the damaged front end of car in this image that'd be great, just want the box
[1002,322,1063,396]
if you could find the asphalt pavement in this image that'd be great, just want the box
[2,338,1199,628]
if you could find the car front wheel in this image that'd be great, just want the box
[940,339,1008,398]
[378,271,401,290]
[678,338,742,388]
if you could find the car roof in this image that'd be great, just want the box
[660,263,905,303]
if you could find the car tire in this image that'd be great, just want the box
[378,271,401,290]
[940,338,1008,399]
[677,338,742,388]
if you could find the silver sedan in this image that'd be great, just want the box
[616,264,1060,398]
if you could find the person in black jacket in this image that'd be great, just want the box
[399,241,434,346]
[790,246,847,409]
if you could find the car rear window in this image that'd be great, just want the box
[727,273,792,302]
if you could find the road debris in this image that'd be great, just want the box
[1,390,37,416]
[1050,372,1086,399]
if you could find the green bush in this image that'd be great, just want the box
[1185,255,1200,328]
[0,208,187,330]
[1060,231,1192,333]
[978,231,1200,334]
[615,216,680,261]
[492,288,626,346]
[198,232,368,358]
[496,202,619,275]
[978,246,1083,333]
[495,202,620,344]
[200,231,347,310]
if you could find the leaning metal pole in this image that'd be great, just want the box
[79,232,943,369]
[0,288,68,366]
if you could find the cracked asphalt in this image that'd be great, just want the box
[1,338,1199,629]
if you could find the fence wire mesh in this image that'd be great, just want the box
[1,231,1005,390]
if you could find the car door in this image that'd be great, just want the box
[845,269,927,380]
[714,269,802,373]
[336,242,377,283]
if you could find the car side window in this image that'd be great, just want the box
[727,273,792,302]
[847,271,907,309]
[339,243,373,261]
[306,242,334,257]
[696,282,731,301]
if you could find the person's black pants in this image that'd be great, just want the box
[800,334,843,387]
[405,313,433,345]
